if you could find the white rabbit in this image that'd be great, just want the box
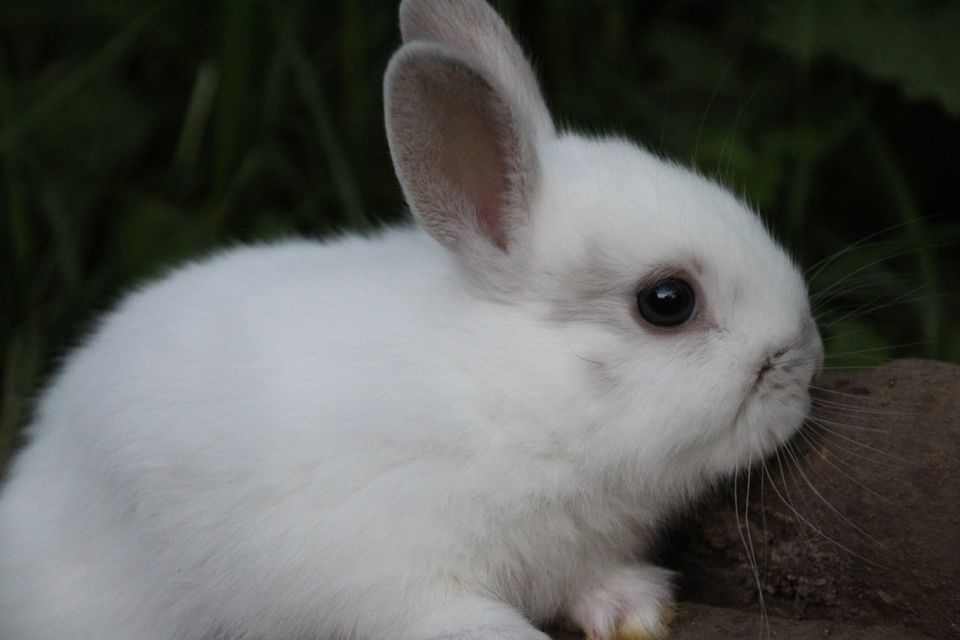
[0,1,823,639]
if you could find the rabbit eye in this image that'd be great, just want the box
[637,278,697,327]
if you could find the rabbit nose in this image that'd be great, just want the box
[756,337,821,387]
[754,345,795,385]
[754,355,780,387]
[756,357,775,381]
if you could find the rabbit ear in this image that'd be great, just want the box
[385,1,553,256]
[399,0,553,138]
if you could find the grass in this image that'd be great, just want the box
[1,0,958,468]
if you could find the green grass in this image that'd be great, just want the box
[2,0,959,468]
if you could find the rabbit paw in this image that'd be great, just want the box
[570,565,675,640]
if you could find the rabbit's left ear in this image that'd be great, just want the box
[399,0,554,139]
[384,0,553,255]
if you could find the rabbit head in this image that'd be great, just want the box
[385,0,823,496]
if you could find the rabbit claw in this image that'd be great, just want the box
[607,604,674,640]
[572,566,675,640]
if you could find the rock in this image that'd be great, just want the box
[663,360,960,639]
[547,602,933,639]
[662,603,934,639]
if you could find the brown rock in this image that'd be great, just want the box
[661,603,933,639]
[664,360,960,639]
[548,603,930,639]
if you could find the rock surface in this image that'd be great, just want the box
[662,359,959,639]
[548,603,931,639]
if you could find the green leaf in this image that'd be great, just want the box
[762,0,960,115]
[824,319,892,370]
[110,196,200,283]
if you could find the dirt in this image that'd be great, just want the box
[657,359,960,639]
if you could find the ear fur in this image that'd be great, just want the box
[384,0,553,261]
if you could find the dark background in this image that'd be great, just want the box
[2,0,959,468]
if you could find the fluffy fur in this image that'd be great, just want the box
[0,1,822,639]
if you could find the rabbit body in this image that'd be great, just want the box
[0,231,655,639]
[0,1,822,639]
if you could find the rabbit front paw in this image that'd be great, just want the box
[570,565,675,640]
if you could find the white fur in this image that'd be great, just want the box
[0,1,822,639]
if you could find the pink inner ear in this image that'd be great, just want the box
[438,92,510,250]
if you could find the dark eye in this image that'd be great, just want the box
[636,278,697,327]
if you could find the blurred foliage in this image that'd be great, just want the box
[1,0,959,466]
